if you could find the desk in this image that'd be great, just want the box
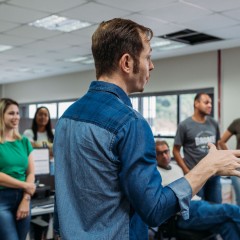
[32,205,54,216]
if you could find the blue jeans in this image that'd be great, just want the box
[177,200,240,239]
[231,176,240,205]
[0,188,31,240]
[197,175,222,203]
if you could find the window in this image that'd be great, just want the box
[179,93,195,122]
[37,103,57,118]
[130,88,214,141]
[58,101,74,117]
[28,103,57,119]
[20,100,76,119]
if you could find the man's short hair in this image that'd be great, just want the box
[194,93,210,107]
[155,140,169,148]
[92,18,153,79]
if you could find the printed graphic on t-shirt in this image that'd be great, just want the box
[195,130,216,153]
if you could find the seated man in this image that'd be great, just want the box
[156,140,240,240]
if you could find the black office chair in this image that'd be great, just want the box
[149,215,217,240]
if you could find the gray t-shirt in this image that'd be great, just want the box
[174,116,220,169]
[228,118,240,149]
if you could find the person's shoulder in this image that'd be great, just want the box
[19,135,31,144]
[178,117,192,127]
[181,116,192,123]
[206,116,218,125]
[23,129,33,136]
[232,118,240,124]
[23,129,34,141]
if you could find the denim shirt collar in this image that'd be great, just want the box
[89,81,132,107]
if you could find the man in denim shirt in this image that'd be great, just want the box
[54,18,240,240]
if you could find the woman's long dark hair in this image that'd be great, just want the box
[31,106,54,143]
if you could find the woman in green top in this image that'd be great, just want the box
[0,98,36,240]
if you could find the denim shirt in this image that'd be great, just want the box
[54,81,192,240]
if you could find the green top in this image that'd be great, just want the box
[0,136,33,189]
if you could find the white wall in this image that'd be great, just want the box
[2,47,240,148]
[2,70,95,103]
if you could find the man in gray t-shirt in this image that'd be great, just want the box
[173,93,221,203]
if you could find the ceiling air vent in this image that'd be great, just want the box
[158,29,223,45]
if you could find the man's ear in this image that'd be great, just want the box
[119,53,133,73]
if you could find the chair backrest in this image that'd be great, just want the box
[156,215,217,240]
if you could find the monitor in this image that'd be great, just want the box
[32,148,50,175]
[32,148,55,193]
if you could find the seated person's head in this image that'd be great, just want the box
[155,140,171,169]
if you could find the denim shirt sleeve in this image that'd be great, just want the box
[115,116,192,226]
[168,177,192,220]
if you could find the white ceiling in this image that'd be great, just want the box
[1,0,240,84]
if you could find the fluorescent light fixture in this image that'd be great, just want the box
[18,68,31,72]
[64,56,88,63]
[65,55,94,65]
[0,44,13,52]
[81,58,94,65]
[29,15,92,32]
[151,37,187,51]
[18,68,47,73]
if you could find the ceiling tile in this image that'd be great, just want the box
[6,25,61,39]
[0,20,19,32]
[127,13,184,36]
[183,13,240,31]
[0,3,48,23]
[183,0,240,12]
[62,2,130,23]
[46,33,90,47]
[142,2,212,23]
[205,25,240,39]
[9,0,87,13]
[95,0,177,12]
[223,8,240,21]
[0,33,35,45]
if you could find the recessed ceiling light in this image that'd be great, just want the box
[0,44,13,52]
[29,15,92,32]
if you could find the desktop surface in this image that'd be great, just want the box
[31,196,54,208]
[31,196,54,216]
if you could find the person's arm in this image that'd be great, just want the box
[218,130,233,150]
[173,145,190,174]
[16,152,36,220]
[118,118,191,226]
[23,152,35,197]
[0,172,36,195]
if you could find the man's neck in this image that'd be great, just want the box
[192,112,206,123]
[98,73,130,95]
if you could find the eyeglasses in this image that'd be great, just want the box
[156,149,170,156]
